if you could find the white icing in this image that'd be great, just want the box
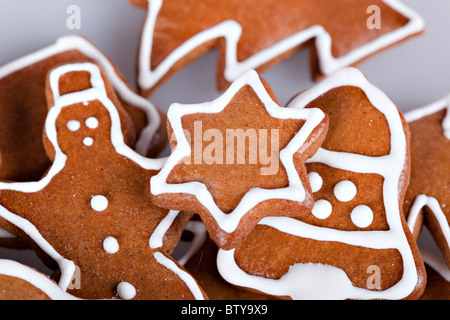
[91,195,108,212]
[420,250,450,282]
[407,195,450,253]
[149,211,206,300]
[0,35,161,156]
[116,282,136,300]
[308,172,323,193]
[83,137,94,146]
[103,236,119,254]
[150,69,326,234]
[138,0,424,92]
[405,94,450,140]
[0,63,207,300]
[311,199,332,220]
[85,117,99,129]
[153,252,205,300]
[217,252,370,300]
[217,67,419,300]
[334,180,357,202]
[350,205,374,229]
[67,120,81,132]
[149,210,179,249]
[0,260,79,300]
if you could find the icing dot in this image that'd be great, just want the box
[103,237,119,254]
[91,195,108,212]
[334,180,357,202]
[308,172,323,193]
[85,117,99,129]
[116,282,136,300]
[67,120,81,132]
[83,137,94,146]
[351,205,374,228]
[311,200,332,220]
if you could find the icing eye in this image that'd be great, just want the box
[67,120,81,132]
[83,137,94,146]
[91,195,108,212]
[350,205,374,228]
[311,199,332,220]
[103,236,119,254]
[85,117,99,129]
[308,172,323,193]
[334,180,357,202]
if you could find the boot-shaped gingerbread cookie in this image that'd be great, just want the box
[217,68,426,300]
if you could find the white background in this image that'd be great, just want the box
[0,0,448,277]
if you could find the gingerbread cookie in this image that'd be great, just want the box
[0,62,206,300]
[150,69,328,250]
[0,228,29,249]
[180,220,276,300]
[217,68,426,300]
[418,251,450,300]
[0,259,77,300]
[404,95,450,277]
[0,35,166,182]
[133,0,424,96]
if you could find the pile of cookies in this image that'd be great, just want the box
[0,0,448,300]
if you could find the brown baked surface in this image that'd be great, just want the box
[0,39,165,183]
[0,274,51,300]
[135,0,416,95]
[232,86,426,300]
[0,65,202,300]
[420,263,450,300]
[184,236,277,300]
[151,78,328,250]
[404,109,450,267]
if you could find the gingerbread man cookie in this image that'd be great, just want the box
[0,62,206,300]
[217,68,426,300]
[132,0,424,96]
[0,35,166,182]
[150,69,328,250]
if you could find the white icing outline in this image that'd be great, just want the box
[405,94,450,139]
[0,260,79,300]
[0,63,205,300]
[404,98,450,282]
[150,69,326,235]
[420,250,450,282]
[407,195,450,262]
[137,0,424,92]
[217,68,419,300]
[0,35,161,156]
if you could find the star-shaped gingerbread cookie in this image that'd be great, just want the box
[217,68,426,300]
[133,0,424,96]
[150,69,328,250]
[0,62,206,300]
